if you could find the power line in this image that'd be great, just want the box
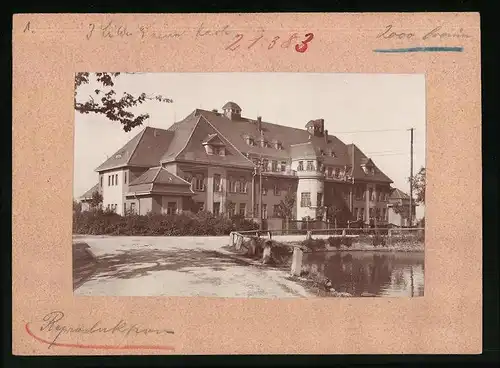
[333,128,410,134]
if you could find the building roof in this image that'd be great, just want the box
[390,187,410,199]
[347,144,393,183]
[79,183,99,200]
[127,167,195,197]
[129,166,191,186]
[94,102,393,185]
[95,126,174,172]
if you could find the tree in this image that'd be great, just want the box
[274,192,296,219]
[74,72,173,132]
[89,191,103,209]
[73,200,82,213]
[410,166,426,204]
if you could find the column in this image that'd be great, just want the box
[206,169,214,213]
[365,183,370,225]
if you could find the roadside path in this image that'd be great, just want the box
[73,235,311,298]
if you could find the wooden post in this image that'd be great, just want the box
[262,240,272,264]
[291,247,303,276]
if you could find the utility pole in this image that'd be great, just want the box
[259,129,264,230]
[408,128,414,227]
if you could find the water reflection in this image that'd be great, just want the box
[302,251,424,297]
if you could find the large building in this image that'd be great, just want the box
[79,101,394,225]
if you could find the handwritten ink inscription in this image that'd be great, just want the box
[377,25,472,40]
[224,32,314,52]
[26,311,175,350]
[23,21,315,53]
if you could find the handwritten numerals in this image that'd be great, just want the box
[281,33,298,48]
[295,33,314,53]
[225,34,244,51]
[23,21,34,34]
[268,36,280,49]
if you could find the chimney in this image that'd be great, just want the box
[324,129,328,144]
[212,109,218,113]
[319,119,325,133]
[257,116,262,132]
[153,129,159,137]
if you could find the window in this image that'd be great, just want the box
[100,175,103,188]
[108,175,112,186]
[369,207,374,218]
[213,202,220,216]
[317,193,323,207]
[297,161,304,171]
[239,203,246,217]
[273,184,280,196]
[106,204,110,210]
[130,202,136,214]
[262,204,268,219]
[123,203,127,213]
[354,207,358,219]
[360,208,365,220]
[167,202,177,215]
[193,174,204,191]
[271,160,278,172]
[276,142,283,150]
[262,185,267,196]
[273,204,280,218]
[382,208,387,220]
[239,177,247,193]
[254,204,259,217]
[327,167,333,177]
[227,202,236,217]
[247,137,255,146]
[369,188,373,201]
[124,171,127,184]
[334,168,340,178]
[306,161,314,171]
[262,159,269,172]
[235,179,241,193]
[301,192,311,207]
[280,161,286,172]
[213,174,221,192]
[115,174,118,185]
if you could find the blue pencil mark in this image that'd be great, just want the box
[373,46,463,53]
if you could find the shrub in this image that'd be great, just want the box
[372,233,386,247]
[327,236,342,249]
[341,236,353,248]
[73,209,258,236]
[302,238,326,252]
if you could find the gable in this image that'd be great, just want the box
[175,116,253,168]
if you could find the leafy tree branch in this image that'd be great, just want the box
[74,72,173,132]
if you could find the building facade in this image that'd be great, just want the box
[79,102,394,225]
[387,188,417,227]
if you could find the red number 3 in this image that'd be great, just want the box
[295,33,314,53]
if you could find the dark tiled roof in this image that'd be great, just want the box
[160,115,201,162]
[129,167,191,186]
[347,144,393,183]
[128,167,194,196]
[195,110,350,166]
[172,116,254,168]
[95,127,174,172]
[390,187,410,199]
[79,183,99,200]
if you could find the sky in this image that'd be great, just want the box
[74,72,426,218]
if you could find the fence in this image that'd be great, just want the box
[230,227,425,247]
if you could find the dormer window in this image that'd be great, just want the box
[202,133,226,156]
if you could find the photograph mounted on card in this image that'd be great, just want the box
[12,12,481,355]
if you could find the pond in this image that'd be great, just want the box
[302,251,424,297]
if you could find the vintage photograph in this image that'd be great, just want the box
[73,72,425,298]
